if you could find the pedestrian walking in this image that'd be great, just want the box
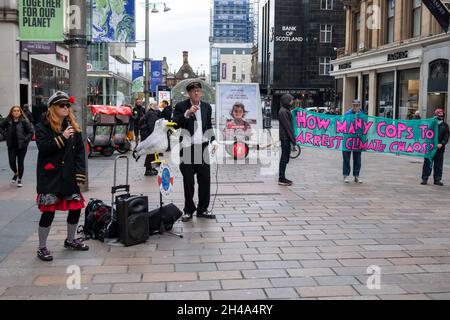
[132,99,146,147]
[421,108,450,186]
[34,91,89,262]
[173,80,218,222]
[21,104,34,125]
[343,99,364,184]
[141,102,161,176]
[0,105,34,188]
[278,94,297,186]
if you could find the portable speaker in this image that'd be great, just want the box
[116,195,149,246]
[147,204,183,236]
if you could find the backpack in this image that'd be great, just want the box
[78,199,119,241]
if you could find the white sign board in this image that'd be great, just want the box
[215,83,262,144]
[158,91,171,104]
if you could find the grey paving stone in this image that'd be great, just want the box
[265,287,299,299]
[270,277,317,288]
[167,280,221,292]
[242,269,288,279]
[175,263,218,272]
[217,262,257,271]
[211,289,267,300]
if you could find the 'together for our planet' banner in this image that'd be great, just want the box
[292,109,439,159]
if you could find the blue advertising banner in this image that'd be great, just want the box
[132,60,144,93]
[92,0,136,42]
[151,61,163,94]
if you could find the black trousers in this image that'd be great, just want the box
[144,154,157,171]
[343,151,361,177]
[422,149,445,182]
[134,127,141,145]
[180,143,211,214]
[279,140,291,179]
[8,147,28,179]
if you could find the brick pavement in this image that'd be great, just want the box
[1,133,450,300]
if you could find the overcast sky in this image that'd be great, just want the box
[134,0,211,75]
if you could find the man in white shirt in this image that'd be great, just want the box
[173,80,218,222]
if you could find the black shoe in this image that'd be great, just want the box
[132,150,140,162]
[434,181,444,186]
[421,179,428,185]
[197,211,216,219]
[278,178,293,186]
[181,212,193,222]
[37,247,53,261]
[64,238,89,251]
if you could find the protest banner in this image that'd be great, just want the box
[292,109,438,159]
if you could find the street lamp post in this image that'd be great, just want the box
[144,1,170,108]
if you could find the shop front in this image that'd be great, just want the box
[87,71,132,106]
[332,35,450,120]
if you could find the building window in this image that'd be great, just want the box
[354,13,361,51]
[387,0,395,44]
[319,57,331,76]
[320,24,333,43]
[377,72,395,118]
[412,0,421,38]
[397,69,420,120]
[321,0,333,10]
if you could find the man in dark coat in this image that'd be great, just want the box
[278,94,297,186]
[173,80,218,222]
[132,99,146,146]
[421,108,450,186]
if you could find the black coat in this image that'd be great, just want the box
[140,109,161,141]
[438,121,450,152]
[0,117,33,149]
[35,118,86,196]
[172,99,215,144]
[160,106,173,121]
[132,105,146,127]
[278,106,296,144]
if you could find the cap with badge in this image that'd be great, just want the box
[186,80,202,92]
[47,91,76,107]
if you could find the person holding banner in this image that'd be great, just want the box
[173,80,218,222]
[343,100,364,184]
[421,108,449,186]
[278,94,297,186]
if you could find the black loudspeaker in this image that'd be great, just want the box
[148,204,183,236]
[116,195,149,246]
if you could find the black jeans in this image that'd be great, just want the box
[343,151,361,177]
[422,149,445,182]
[180,143,211,214]
[8,147,28,179]
[279,140,291,180]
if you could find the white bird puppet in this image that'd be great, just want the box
[132,119,177,164]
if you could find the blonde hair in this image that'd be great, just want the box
[47,105,81,134]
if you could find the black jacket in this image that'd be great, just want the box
[278,106,296,144]
[132,105,146,126]
[0,117,33,149]
[438,120,450,152]
[35,118,86,196]
[173,99,215,144]
[140,109,161,141]
[160,106,173,121]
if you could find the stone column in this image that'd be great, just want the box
[345,7,354,54]
[0,3,20,116]
[360,1,368,50]
[368,70,378,116]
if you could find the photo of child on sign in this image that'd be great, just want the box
[223,102,253,141]
[216,83,261,143]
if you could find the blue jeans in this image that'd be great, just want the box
[342,151,361,177]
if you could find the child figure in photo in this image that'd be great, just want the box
[223,102,252,140]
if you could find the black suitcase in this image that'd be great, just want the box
[148,203,183,235]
